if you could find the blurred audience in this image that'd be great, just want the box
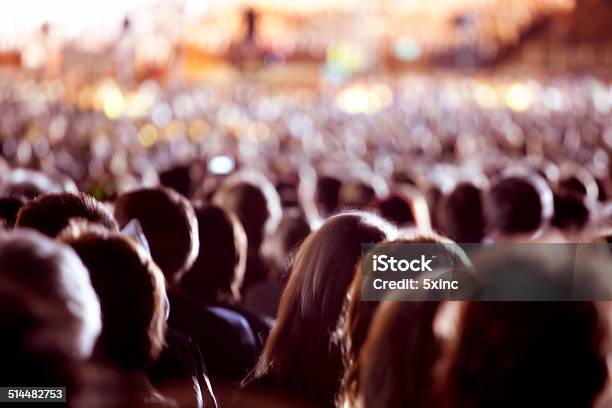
[1,70,612,408]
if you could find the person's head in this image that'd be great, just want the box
[0,230,102,378]
[262,209,311,278]
[60,224,167,371]
[551,193,590,232]
[15,192,118,237]
[484,173,553,238]
[437,301,607,408]
[376,194,415,227]
[314,175,342,218]
[336,230,471,407]
[249,211,395,405]
[339,180,377,210]
[434,245,610,406]
[180,205,247,304]
[0,196,26,229]
[213,170,282,252]
[159,165,193,198]
[114,187,199,285]
[358,300,442,408]
[438,182,485,243]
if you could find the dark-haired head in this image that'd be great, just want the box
[60,224,167,371]
[551,193,590,232]
[376,194,415,227]
[435,246,610,407]
[0,196,26,229]
[485,173,553,239]
[213,171,281,252]
[315,175,342,218]
[262,209,311,279]
[213,171,281,288]
[114,187,199,285]
[339,180,377,210]
[438,301,606,408]
[180,205,247,304]
[15,192,118,237]
[438,182,485,243]
[159,165,193,198]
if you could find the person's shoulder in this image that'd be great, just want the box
[205,306,257,341]
[243,280,284,318]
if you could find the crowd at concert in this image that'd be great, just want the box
[0,73,611,407]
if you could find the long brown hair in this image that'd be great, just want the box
[335,230,470,407]
[358,300,442,408]
[245,211,394,406]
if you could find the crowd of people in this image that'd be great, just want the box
[0,72,611,407]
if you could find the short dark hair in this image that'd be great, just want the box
[339,180,377,210]
[438,183,485,243]
[60,224,167,370]
[15,192,118,237]
[114,187,199,284]
[442,300,606,407]
[485,174,552,236]
[180,205,247,303]
[551,193,590,232]
[213,171,281,251]
[315,176,342,217]
[376,194,415,227]
[0,196,26,229]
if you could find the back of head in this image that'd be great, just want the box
[337,231,468,408]
[359,301,441,408]
[376,194,415,227]
[438,183,485,243]
[0,196,26,229]
[339,180,377,210]
[253,211,394,405]
[15,192,118,237]
[315,175,342,218]
[0,230,101,364]
[0,286,78,386]
[262,209,311,277]
[180,205,247,304]
[159,165,192,198]
[551,192,590,232]
[114,187,199,285]
[440,301,606,408]
[60,225,167,371]
[213,171,281,251]
[485,174,553,237]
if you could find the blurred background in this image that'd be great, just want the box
[0,0,611,204]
